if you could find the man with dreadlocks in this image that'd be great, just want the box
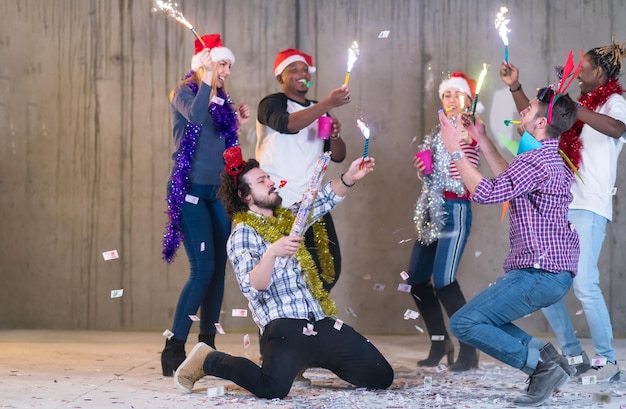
[500,39,626,383]
[172,149,393,399]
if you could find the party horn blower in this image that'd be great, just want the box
[495,6,511,63]
[471,63,489,121]
[344,41,360,86]
[152,0,206,47]
[356,118,370,169]
[504,119,521,126]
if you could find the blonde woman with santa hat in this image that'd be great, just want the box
[406,72,481,372]
[160,34,250,376]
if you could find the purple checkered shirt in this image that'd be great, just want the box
[471,138,579,275]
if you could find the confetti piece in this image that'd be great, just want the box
[243,334,250,348]
[608,187,617,195]
[302,323,318,336]
[378,30,390,38]
[110,289,123,298]
[423,376,432,390]
[397,283,411,293]
[200,242,205,252]
[211,96,225,105]
[398,238,412,244]
[278,180,287,189]
[184,194,199,204]
[591,357,607,367]
[188,314,200,322]
[400,271,409,280]
[435,364,447,373]
[431,335,445,341]
[403,309,420,320]
[362,274,371,280]
[415,325,424,333]
[345,307,358,318]
[576,309,584,315]
[568,355,583,365]
[162,329,174,339]
[373,283,386,291]
[474,250,482,257]
[334,319,344,331]
[592,393,611,403]
[582,375,597,385]
[207,386,225,397]
[232,309,248,317]
[214,323,225,334]
[102,250,119,261]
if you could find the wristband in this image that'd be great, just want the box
[340,173,355,187]
[509,83,522,93]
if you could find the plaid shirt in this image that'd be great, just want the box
[227,183,344,332]
[472,138,579,275]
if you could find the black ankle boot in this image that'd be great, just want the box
[419,338,455,367]
[198,333,216,349]
[437,281,479,371]
[161,337,186,377]
[513,345,570,406]
[411,283,454,367]
[449,342,479,371]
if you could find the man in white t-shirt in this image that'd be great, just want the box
[255,48,352,387]
[500,41,626,382]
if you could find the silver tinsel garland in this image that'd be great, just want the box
[413,120,466,245]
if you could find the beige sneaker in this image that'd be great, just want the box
[174,342,213,393]
[588,360,620,383]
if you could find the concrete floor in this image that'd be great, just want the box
[1,330,624,409]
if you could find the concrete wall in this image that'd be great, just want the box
[1,0,625,337]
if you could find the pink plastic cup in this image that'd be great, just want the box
[318,116,332,140]
[415,149,433,175]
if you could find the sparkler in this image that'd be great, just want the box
[356,118,370,168]
[471,63,489,120]
[495,6,511,63]
[344,41,360,86]
[153,0,206,47]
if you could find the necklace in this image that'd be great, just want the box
[233,208,337,316]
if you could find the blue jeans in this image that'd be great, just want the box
[171,183,232,340]
[541,209,615,361]
[449,269,572,374]
[407,199,472,288]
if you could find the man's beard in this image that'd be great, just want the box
[252,191,282,211]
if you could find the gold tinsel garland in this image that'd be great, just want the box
[232,208,337,316]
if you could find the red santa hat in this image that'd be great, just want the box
[438,72,476,99]
[273,48,316,76]
[190,34,235,71]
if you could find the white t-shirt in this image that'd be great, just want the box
[256,95,324,207]
[570,94,626,221]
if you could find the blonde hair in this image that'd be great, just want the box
[169,61,229,102]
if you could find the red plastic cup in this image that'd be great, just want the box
[318,116,332,140]
[415,149,433,175]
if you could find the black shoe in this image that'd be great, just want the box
[198,333,216,349]
[542,342,576,377]
[513,347,569,407]
[449,343,479,372]
[418,338,454,367]
[161,337,186,377]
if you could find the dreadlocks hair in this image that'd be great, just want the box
[218,159,260,218]
[536,87,578,139]
[588,36,626,79]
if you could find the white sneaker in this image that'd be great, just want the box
[588,360,620,383]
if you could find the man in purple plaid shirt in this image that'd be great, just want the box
[437,88,580,407]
